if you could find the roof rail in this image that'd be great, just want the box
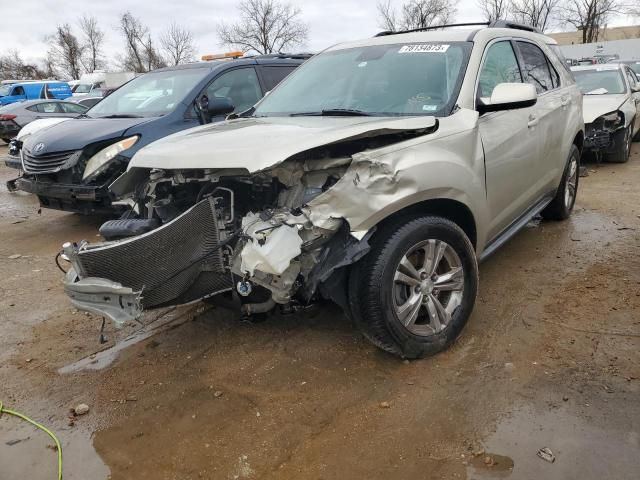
[489,20,540,33]
[374,19,541,37]
[374,22,490,37]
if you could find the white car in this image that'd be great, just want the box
[571,63,640,162]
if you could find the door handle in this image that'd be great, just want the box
[561,96,571,107]
[528,114,539,128]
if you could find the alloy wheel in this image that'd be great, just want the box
[564,155,578,209]
[392,239,464,337]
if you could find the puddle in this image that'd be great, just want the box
[468,406,640,480]
[0,413,109,480]
[58,306,195,374]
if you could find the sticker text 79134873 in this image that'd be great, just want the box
[399,44,450,54]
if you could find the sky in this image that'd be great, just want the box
[1,0,635,68]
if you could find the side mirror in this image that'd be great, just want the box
[207,97,235,117]
[478,83,537,114]
[632,82,640,93]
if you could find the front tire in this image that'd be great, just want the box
[348,216,478,359]
[542,144,579,220]
[606,126,631,163]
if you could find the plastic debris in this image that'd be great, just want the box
[537,447,555,463]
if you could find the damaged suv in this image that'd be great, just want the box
[61,22,583,358]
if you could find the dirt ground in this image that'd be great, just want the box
[1,142,639,480]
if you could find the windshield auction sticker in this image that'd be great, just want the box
[399,44,450,53]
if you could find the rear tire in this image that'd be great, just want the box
[605,126,631,163]
[542,144,579,221]
[348,216,478,359]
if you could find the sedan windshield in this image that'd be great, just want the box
[88,68,210,118]
[254,42,470,117]
[572,69,627,94]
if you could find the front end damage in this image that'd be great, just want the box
[61,117,442,325]
[584,111,625,157]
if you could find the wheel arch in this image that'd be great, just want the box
[373,198,478,250]
[573,129,584,156]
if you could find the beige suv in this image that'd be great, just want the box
[61,21,584,359]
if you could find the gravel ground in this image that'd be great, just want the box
[1,143,639,480]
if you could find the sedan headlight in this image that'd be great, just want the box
[83,136,139,181]
[600,111,624,130]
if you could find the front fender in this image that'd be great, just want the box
[307,112,488,251]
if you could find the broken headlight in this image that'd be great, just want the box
[600,111,624,130]
[83,136,139,181]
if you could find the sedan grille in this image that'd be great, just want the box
[21,149,81,174]
[74,198,232,309]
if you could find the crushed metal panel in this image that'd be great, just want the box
[67,198,232,314]
[64,273,142,326]
[305,109,485,236]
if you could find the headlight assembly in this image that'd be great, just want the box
[83,136,139,181]
[600,111,624,130]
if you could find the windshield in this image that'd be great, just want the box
[0,85,10,96]
[254,42,470,117]
[74,84,93,93]
[572,69,626,94]
[87,68,210,118]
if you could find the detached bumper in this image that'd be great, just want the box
[4,154,22,170]
[15,176,116,214]
[62,198,232,325]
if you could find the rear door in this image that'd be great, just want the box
[477,39,541,240]
[514,40,567,196]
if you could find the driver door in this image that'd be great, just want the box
[477,40,541,241]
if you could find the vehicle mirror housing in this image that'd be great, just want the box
[632,82,640,93]
[478,83,537,114]
[208,97,235,117]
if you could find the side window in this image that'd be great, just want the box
[478,41,523,99]
[548,59,561,88]
[38,102,62,113]
[205,68,262,113]
[13,86,25,96]
[26,105,40,112]
[625,68,638,88]
[516,41,554,94]
[60,102,86,113]
[260,66,297,91]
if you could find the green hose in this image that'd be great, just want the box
[0,401,63,480]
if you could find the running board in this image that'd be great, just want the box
[479,194,554,262]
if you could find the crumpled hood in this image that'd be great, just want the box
[129,116,437,173]
[22,117,153,155]
[582,94,627,124]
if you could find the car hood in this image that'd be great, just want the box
[22,117,153,155]
[582,94,628,124]
[17,118,72,141]
[130,115,438,173]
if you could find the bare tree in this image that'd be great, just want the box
[118,12,165,73]
[559,0,620,43]
[0,50,47,81]
[79,15,105,73]
[377,0,456,31]
[160,22,196,65]
[218,0,308,54]
[48,24,84,79]
[477,0,509,22]
[510,0,561,31]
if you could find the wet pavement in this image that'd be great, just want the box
[1,143,639,479]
